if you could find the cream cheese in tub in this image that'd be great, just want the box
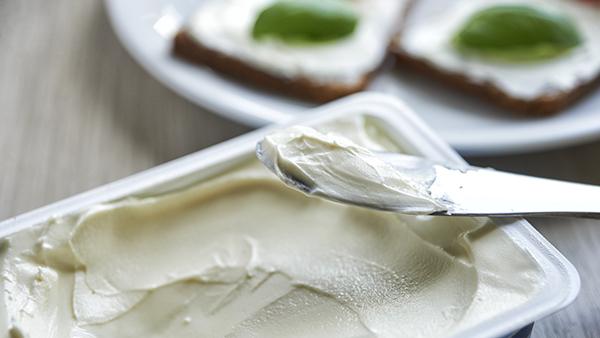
[0,114,543,338]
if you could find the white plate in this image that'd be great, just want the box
[104,0,600,155]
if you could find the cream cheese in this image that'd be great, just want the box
[260,126,445,213]
[0,117,542,337]
[184,0,409,85]
[396,0,600,100]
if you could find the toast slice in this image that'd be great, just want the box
[174,32,371,102]
[391,0,600,115]
[174,0,411,102]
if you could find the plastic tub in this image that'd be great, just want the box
[0,93,579,338]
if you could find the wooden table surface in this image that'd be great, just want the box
[0,1,598,337]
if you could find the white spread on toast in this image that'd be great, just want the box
[184,0,410,85]
[396,0,600,100]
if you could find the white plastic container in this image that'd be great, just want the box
[0,93,579,338]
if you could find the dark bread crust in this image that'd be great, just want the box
[173,32,370,102]
[391,45,600,115]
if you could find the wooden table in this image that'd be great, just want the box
[0,1,598,337]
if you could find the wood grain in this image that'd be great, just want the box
[0,0,598,337]
[0,0,249,218]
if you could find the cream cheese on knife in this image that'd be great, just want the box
[0,117,542,338]
[260,125,445,213]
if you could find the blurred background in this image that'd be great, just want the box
[0,1,599,337]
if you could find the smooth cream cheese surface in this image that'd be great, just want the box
[185,0,409,85]
[260,126,445,213]
[397,0,600,100]
[0,117,542,338]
